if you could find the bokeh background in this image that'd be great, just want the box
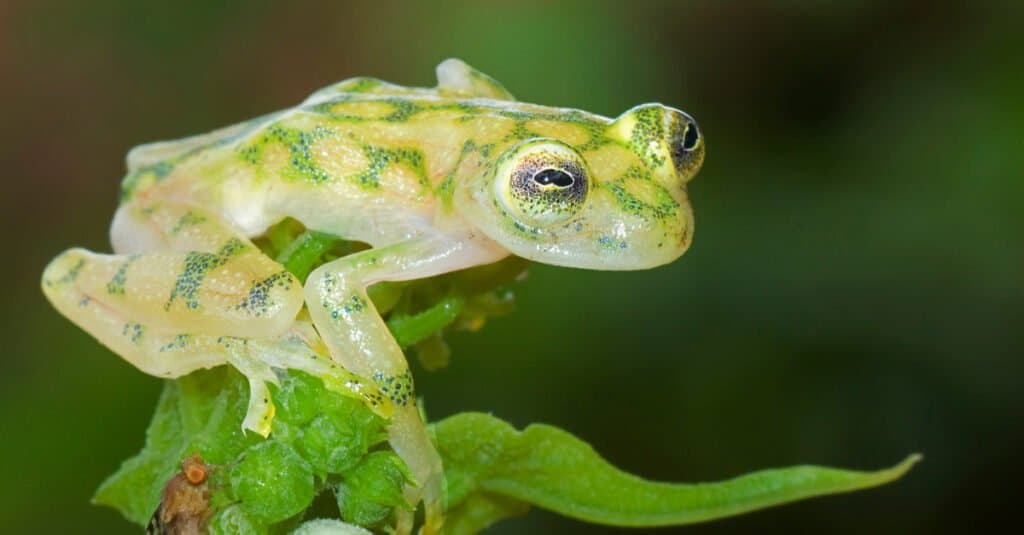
[1,1,1021,532]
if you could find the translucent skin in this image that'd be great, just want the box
[41,59,703,533]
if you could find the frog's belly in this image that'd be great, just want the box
[264,188,437,247]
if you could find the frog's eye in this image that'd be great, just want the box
[682,122,700,151]
[671,119,701,161]
[668,113,704,179]
[495,140,589,228]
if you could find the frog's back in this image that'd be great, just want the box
[117,85,432,241]
[116,59,612,245]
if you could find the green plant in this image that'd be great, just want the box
[95,220,919,533]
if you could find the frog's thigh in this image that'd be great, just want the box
[42,249,252,361]
[42,245,302,340]
[42,257,223,378]
[56,201,300,333]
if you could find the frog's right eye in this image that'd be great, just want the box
[494,139,589,228]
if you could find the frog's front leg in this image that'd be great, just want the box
[304,235,505,535]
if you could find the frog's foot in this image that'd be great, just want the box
[388,406,445,535]
[248,326,394,421]
[225,325,400,437]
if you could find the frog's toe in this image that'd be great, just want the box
[226,342,280,437]
[242,385,276,438]
[249,336,394,420]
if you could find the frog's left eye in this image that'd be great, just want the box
[495,140,589,228]
[682,122,700,151]
[667,110,704,180]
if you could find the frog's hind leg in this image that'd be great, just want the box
[45,201,304,340]
[41,201,305,435]
[42,250,228,377]
[41,255,281,434]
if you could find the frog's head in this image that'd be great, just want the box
[456,103,704,270]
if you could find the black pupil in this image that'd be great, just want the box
[682,123,699,151]
[533,168,574,187]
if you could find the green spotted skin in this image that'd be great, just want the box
[166,239,250,311]
[117,60,703,268]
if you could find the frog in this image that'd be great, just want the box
[41,58,704,534]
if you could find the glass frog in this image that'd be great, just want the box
[41,58,704,533]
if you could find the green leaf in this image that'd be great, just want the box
[93,368,395,530]
[336,451,415,527]
[93,367,255,524]
[229,440,315,522]
[92,380,183,525]
[442,493,529,535]
[434,412,920,528]
[387,294,464,349]
[207,505,269,535]
[275,230,342,282]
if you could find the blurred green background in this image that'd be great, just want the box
[1,0,1021,532]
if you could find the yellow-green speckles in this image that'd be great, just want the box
[336,77,384,93]
[626,105,667,169]
[605,167,679,220]
[216,335,247,351]
[45,257,86,288]
[354,145,428,189]
[106,255,140,296]
[373,369,415,406]
[238,119,429,191]
[120,160,175,201]
[380,98,424,122]
[166,239,249,311]
[318,274,370,321]
[243,125,336,183]
[491,197,544,240]
[171,211,207,233]
[159,334,192,353]
[341,376,389,412]
[505,121,538,142]
[309,98,373,122]
[122,322,145,344]
[309,97,424,123]
[597,235,628,250]
[236,270,296,317]
[314,99,396,121]
[334,294,367,317]
[437,140,478,208]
